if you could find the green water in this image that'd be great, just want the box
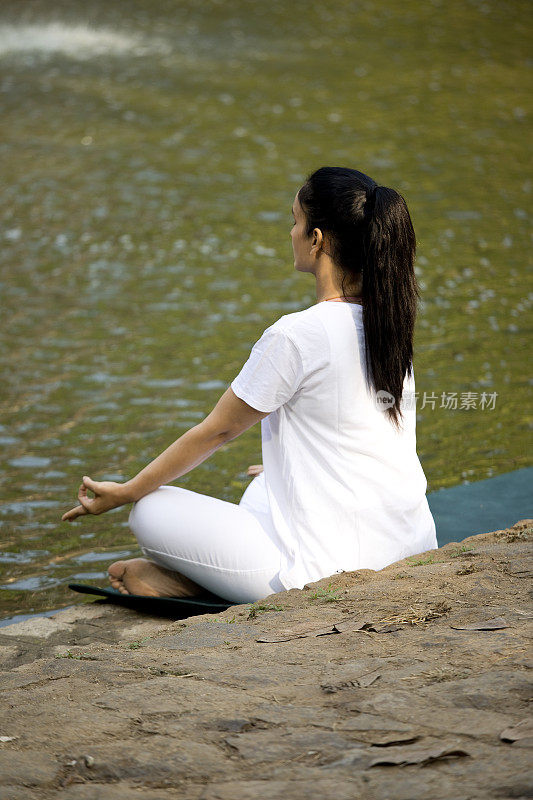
[0,0,531,618]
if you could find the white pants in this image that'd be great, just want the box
[128,473,286,604]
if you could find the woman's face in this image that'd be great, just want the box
[291,191,315,274]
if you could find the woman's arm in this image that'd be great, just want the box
[61,388,268,521]
[124,388,268,500]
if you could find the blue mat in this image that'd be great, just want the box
[427,467,532,547]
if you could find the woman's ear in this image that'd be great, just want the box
[310,227,323,256]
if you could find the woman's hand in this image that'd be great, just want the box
[61,476,132,522]
[247,464,264,476]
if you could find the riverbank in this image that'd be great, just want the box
[0,519,531,799]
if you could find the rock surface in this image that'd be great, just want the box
[0,520,531,800]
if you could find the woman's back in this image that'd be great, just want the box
[231,300,437,590]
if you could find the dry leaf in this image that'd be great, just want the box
[363,732,420,746]
[257,615,375,642]
[256,624,335,643]
[332,616,372,633]
[257,607,446,643]
[450,617,510,631]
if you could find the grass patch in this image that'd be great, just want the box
[212,614,237,623]
[449,544,474,558]
[127,636,151,650]
[308,582,344,602]
[247,602,284,620]
[407,555,435,566]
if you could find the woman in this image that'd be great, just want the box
[61,166,437,603]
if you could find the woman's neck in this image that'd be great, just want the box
[315,274,362,304]
[310,251,362,303]
[321,296,362,303]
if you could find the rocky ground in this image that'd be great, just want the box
[0,520,531,800]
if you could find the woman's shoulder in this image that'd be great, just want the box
[263,305,331,365]
[266,303,326,340]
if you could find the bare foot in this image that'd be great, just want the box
[108,558,204,598]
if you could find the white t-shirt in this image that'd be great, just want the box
[231,301,437,590]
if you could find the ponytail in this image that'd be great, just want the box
[298,167,419,430]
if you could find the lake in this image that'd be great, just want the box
[0,0,530,618]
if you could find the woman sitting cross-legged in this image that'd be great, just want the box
[61,166,437,604]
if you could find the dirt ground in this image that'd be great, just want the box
[0,520,531,800]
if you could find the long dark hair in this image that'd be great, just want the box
[298,166,419,430]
